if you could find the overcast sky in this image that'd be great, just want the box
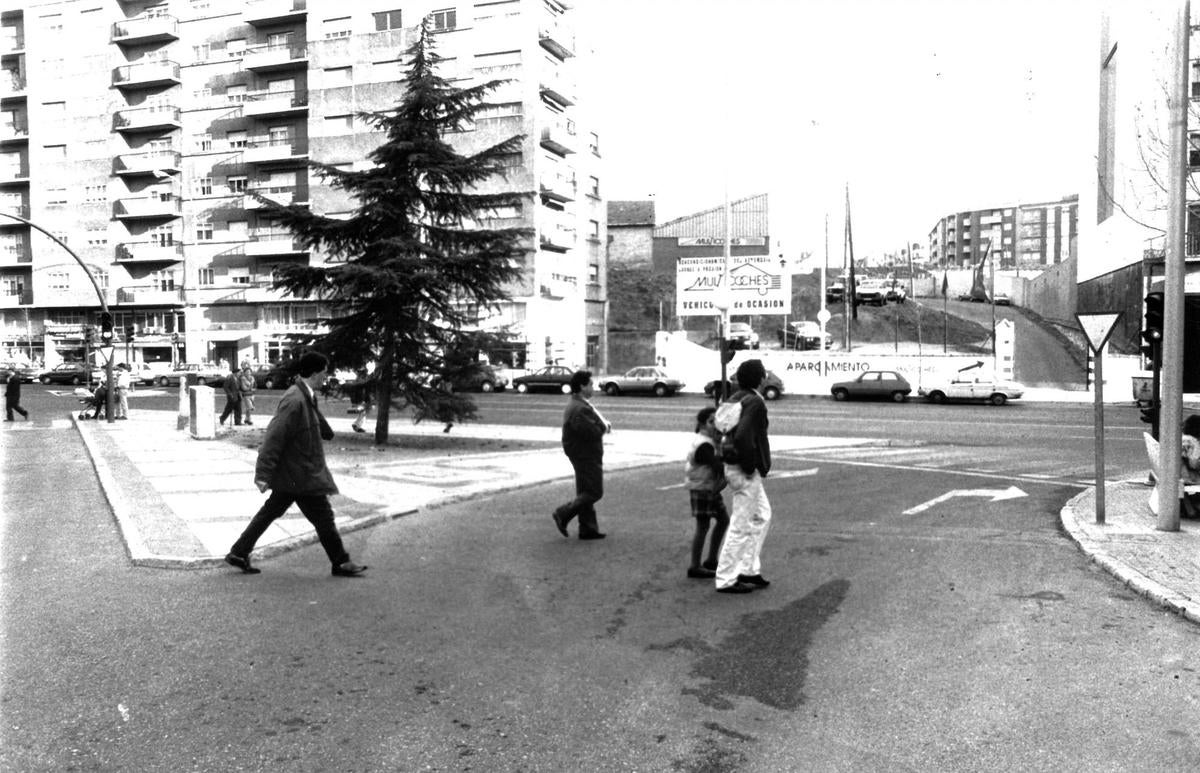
[579,0,1096,260]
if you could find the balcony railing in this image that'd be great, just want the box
[539,171,576,202]
[538,18,575,59]
[244,0,308,25]
[539,225,575,252]
[0,168,29,184]
[245,229,305,255]
[0,73,25,98]
[113,150,181,177]
[243,138,307,163]
[539,75,576,107]
[115,241,184,263]
[244,185,297,209]
[0,38,25,55]
[0,203,29,221]
[0,289,32,307]
[539,121,576,155]
[242,43,307,70]
[0,123,27,142]
[113,105,181,132]
[242,89,308,117]
[112,15,180,45]
[113,194,181,220]
[112,60,181,89]
[116,286,184,305]
[0,242,31,264]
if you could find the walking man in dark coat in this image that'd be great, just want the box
[225,351,367,577]
[4,368,29,421]
[551,369,611,540]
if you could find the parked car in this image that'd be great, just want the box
[993,293,1012,306]
[154,362,225,387]
[597,366,685,397]
[251,362,299,390]
[826,283,846,304]
[919,374,1025,406]
[778,321,832,351]
[2,362,40,383]
[130,362,169,386]
[38,362,102,385]
[854,282,887,306]
[703,370,784,401]
[727,322,759,350]
[830,370,912,402]
[450,364,509,393]
[512,365,576,394]
[885,285,907,303]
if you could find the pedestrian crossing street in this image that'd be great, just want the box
[778,443,1120,488]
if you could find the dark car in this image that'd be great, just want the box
[38,362,101,385]
[450,364,508,393]
[703,370,784,401]
[512,365,576,394]
[252,362,299,390]
[830,370,912,402]
[2,362,40,383]
[778,321,832,351]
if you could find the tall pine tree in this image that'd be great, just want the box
[257,18,531,444]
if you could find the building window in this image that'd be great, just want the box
[151,270,175,291]
[228,176,247,194]
[47,271,70,291]
[198,267,214,285]
[225,85,247,104]
[195,133,212,152]
[196,222,213,241]
[44,144,66,160]
[193,87,212,103]
[588,175,599,197]
[225,38,246,58]
[46,187,67,205]
[226,130,247,149]
[588,219,599,239]
[324,66,353,86]
[431,8,457,31]
[374,10,402,31]
[325,114,354,132]
[589,132,600,155]
[323,17,351,39]
[193,43,211,62]
[84,184,105,202]
[196,177,212,196]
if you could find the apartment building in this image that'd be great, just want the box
[927,195,1077,271]
[0,0,605,372]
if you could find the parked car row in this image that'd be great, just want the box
[829,369,1024,406]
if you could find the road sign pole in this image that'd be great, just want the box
[1076,312,1123,525]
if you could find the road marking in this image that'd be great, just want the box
[902,485,1028,515]
[657,467,818,490]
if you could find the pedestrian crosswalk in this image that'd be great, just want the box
[1,419,72,430]
[778,444,1107,487]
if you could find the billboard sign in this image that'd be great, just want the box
[675,254,791,317]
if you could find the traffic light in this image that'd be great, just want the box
[99,311,113,344]
[125,324,135,341]
[720,339,736,364]
[84,325,94,345]
[1141,291,1164,364]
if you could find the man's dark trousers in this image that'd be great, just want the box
[556,453,603,536]
[5,398,27,421]
[230,491,349,566]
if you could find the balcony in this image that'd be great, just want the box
[113,60,180,90]
[113,150,181,177]
[116,286,184,305]
[0,37,24,56]
[539,224,575,252]
[0,289,32,308]
[112,15,179,46]
[243,43,307,72]
[0,73,24,100]
[0,167,28,185]
[244,0,307,26]
[539,171,575,202]
[0,242,31,264]
[0,122,26,143]
[113,194,181,220]
[539,122,576,155]
[0,203,29,222]
[243,138,307,164]
[539,75,576,107]
[245,229,306,256]
[113,105,181,133]
[244,185,299,209]
[538,18,575,59]
[115,241,183,263]
[243,89,308,117]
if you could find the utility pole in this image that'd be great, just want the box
[1157,0,1190,531]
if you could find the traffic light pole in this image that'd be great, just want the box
[0,211,115,423]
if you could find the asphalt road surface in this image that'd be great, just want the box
[3,393,1200,770]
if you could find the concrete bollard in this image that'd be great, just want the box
[177,376,189,430]
[189,384,216,439]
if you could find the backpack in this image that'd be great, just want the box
[713,395,748,464]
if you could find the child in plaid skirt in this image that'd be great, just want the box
[684,406,730,579]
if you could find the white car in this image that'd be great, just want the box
[919,375,1025,406]
[728,322,759,350]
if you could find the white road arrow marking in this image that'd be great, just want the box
[902,485,1027,515]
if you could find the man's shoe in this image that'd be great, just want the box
[579,532,606,541]
[687,567,716,579]
[701,559,718,572]
[738,574,770,588]
[716,582,755,594]
[332,561,368,577]
[352,425,365,433]
[551,509,568,537]
[225,552,261,574]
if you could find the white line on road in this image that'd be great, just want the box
[902,485,1028,515]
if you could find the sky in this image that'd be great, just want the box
[579,0,1097,261]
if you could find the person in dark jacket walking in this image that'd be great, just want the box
[551,369,611,540]
[225,351,367,577]
[218,365,242,426]
[4,368,29,421]
[713,358,772,594]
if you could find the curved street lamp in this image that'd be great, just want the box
[0,211,115,422]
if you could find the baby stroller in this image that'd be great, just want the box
[73,386,105,419]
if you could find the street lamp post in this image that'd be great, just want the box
[0,211,115,422]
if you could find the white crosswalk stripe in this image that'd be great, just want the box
[781,444,1095,486]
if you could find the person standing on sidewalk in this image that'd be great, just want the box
[225,350,367,577]
[237,362,257,426]
[684,406,729,579]
[4,368,29,422]
[113,363,132,420]
[712,359,772,594]
[218,364,241,426]
[551,369,611,540]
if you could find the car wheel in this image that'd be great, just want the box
[560,383,571,394]
[763,386,780,401]
[605,383,620,397]
[653,383,668,397]
[72,376,82,385]
[928,391,946,404]
[989,393,1008,406]
[832,388,849,401]
[516,383,528,394]
[891,391,907,403]
[264,377,277,389]
[480,381,494,393]
[40,376,51,385]
[157,376,169,387]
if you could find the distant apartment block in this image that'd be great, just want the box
[928,195,1077,270]
[0,0,605,372]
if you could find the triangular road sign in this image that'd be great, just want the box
[1075,312,1122,352]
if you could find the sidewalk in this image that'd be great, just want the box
[73,407,1200,629]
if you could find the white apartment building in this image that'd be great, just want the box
[0,0,606,371]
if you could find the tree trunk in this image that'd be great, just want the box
[373,337,393,446]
